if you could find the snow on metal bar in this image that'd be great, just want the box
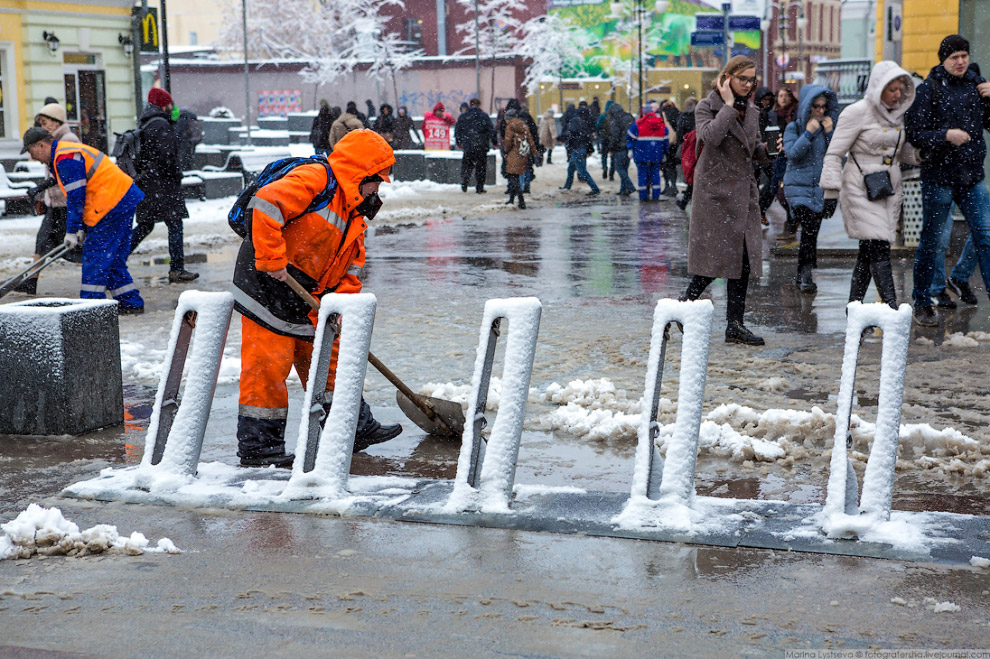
[141,291,234,476]
[822,302,912,537]
[281,293,376,501]
[446,297,542,513]
[629,299,713,504]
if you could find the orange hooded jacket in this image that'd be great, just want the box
[232,130,395,339]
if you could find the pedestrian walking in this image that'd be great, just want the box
[422,102,456,150]
[627,104,668,201]
[538,110,557,164]
[605,101,636,196]
[329,102,365,148]
[372,103,396,146]
[130,88,198,283]
[560,104,599,195]
[517,103,540,193]
[13,102,80,295]
[454,97,495,193]
[659,100,681,196]
[22,128,145,313]
[679,56,773,346]
[503,109,536,209]
[310,100,334,155]
[231,129,401,468]
[772,88,799,238]
[596,100,613,178]
[820,61,918,309]
[905,34,990,326]
[392,106,421,149]
[782,84,839,294]
[675,97,698,209]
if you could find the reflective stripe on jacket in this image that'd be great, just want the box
[52,141,134,226]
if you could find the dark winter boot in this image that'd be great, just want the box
[725,320,765,346]
[353,397,402,452]
[518,194,526,209]
[12,276,38,295]
[869,260,898,310]
[505,194,515,205]
[796,266,817,294]
[848,258,872,304]
[237,415,294,468]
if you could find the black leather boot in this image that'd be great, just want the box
[848,257,872,303]
[797,266,817,294]
[354,397,402,452]
[725,320,765,346]
[870,260,898,310]
[12,277,38,295]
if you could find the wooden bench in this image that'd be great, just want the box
[0,165,36,217]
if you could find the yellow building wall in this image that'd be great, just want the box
[877,0,960,76]
[0,10,26,139]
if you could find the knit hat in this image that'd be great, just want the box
[938,34,970,63]
[36,103,67,124]
[148,87,174,109]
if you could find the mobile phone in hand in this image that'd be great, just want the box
[764,125,781,157]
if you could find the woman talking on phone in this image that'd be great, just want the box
[680,56,777,346]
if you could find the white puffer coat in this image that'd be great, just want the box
[819,60,920,242]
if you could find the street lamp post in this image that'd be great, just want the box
[769,0,806,88]
[611,0,667,113]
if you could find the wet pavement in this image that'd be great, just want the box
[2,194,990,655]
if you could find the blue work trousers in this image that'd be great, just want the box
[636,161,661,200]
[81,203,144,310]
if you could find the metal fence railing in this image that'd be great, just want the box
[813,58,873,107]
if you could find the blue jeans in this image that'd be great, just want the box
[613,149,635,193]
[951,236,978,282]
[564,147,599,193]
[913,180,990,307]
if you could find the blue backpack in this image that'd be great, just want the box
[228,156,338,238]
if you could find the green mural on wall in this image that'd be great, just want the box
[549,0,760,76]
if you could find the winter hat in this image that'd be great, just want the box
[148,87,174,109]
[36,103,67,124]
[938,34,969,63]
[346,101,359,114]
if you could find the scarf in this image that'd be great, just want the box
[732,94,749,123]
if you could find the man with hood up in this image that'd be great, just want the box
[905,34,990,326]
[782,83,840,293]
[232,130,401,468]
[422,102,456,150]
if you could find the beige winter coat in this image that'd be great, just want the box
[45,123,80,207]
[688,90,771,279]
[538,111,556,150]
[819,61,920,243]
[328,112,364,148]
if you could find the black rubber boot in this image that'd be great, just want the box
[870,260,898,310]
[848,257,872,303]
[505,194,515,205]
[12,277,38,295]
[237,416,294,468]
[354,397,402,452]
[518,194,526,209]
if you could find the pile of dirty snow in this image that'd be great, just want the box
[0,504,181,560]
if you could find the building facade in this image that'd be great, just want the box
[763,0,843,88]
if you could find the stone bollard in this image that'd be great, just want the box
[0,298,123,435]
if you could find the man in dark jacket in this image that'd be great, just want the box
[659,101,681,196]
[455,97,495,193]
[310,100,334,155]
[129,88,198,283]
[605,102,636,196]
[561,105,599,195]
[905,34,990,326]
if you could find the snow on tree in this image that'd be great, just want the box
[517,14,596,100]
[215,0,416,104]
[456,0,525,107]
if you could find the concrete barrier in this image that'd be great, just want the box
[0,299,122,435]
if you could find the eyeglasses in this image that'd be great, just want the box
[733,75,758,86]
[811,103,827,109]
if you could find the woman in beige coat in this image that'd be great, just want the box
[819,60,918,308]
[538,110,557,164]
[680,56,774,346]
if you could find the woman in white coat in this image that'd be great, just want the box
[819,60,919,308]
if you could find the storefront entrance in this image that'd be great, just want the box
[63,54,108,152]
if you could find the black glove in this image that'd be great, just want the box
[27,178,57,203]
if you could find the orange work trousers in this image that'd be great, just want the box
[238,316,338,419]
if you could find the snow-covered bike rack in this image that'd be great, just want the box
[629,299,713,504]
[446,297,542,513]
[821,302,912,537]
[281,294,376,500]
[141,291,234,476]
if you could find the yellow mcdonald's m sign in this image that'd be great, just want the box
[133,7,159,53]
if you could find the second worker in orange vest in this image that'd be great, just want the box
[232,130,400,468]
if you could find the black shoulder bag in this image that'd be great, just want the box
[849,130,900,201]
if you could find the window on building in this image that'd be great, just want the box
[404,18,423,47]
[190,31,198,45]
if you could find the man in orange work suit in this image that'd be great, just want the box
[231,129,401,468]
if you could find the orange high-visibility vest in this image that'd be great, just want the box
[52,141,134,226]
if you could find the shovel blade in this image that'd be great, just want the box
[396,391,465,439]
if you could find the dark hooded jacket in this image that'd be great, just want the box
[393,106,419,149]
[135,103,188,223]
[905,63,990,187]
[754,87,775,133]
[455,105,496,153]
[310,105,334,151]
[566,106,595,152]
[606,102,634,152]
[782,84,840,212]
[558,103,577,144]
[373,104,396,142]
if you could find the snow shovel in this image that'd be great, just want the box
[284,274,465,439]
[0,243,73,300]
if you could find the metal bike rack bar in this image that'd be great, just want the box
[447,297,542,512]
[282,293,376,500]
[629,299,714,505]
[141,291,234,476]
[822,302,912,534]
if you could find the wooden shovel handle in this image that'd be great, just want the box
[283,274,443,424]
